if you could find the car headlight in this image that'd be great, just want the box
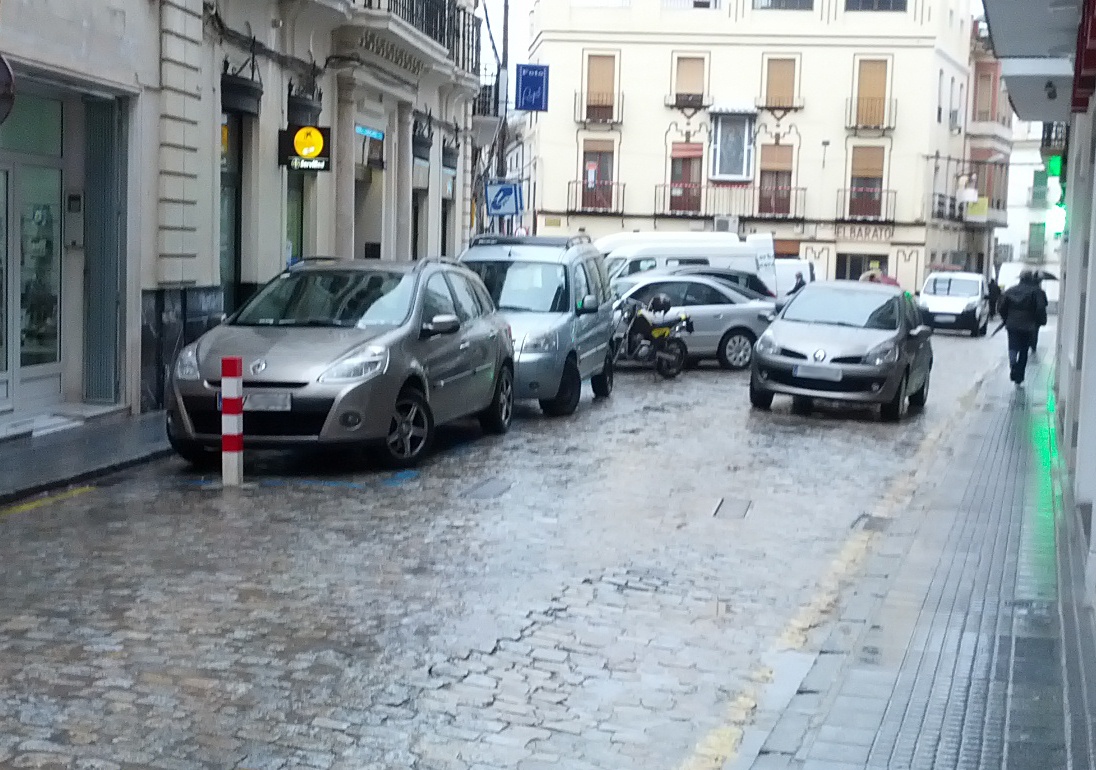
[174,344,200,381]
[965,299,979,311]
[522,330,557,353]
[863,341,900,366]
[319,345,389,383]
[755,331,779,355]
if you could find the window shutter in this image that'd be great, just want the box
[766,59,796,107]
[676,57,705,96]
[587,56,616,104]
[760,144,793,171]
[672,142,704,159]
[851,146,885,178]
[857,60,887,101]
[583,139,615,154]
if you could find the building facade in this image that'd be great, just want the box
[1001,120,1066,266]
[0,0,482,429]
[987,0,1096,595]
[516,0,1010,290]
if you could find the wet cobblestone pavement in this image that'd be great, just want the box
[0,334,1008,770]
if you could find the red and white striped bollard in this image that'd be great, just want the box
[221,356,244,487]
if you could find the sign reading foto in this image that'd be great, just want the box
[278,125,331,171]
[515,64,549,112]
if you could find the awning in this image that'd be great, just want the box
[709,101,757,115]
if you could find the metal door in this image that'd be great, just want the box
[0,168,10,413]
[84,99,124,403]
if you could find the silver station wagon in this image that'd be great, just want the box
[167,258,516,467]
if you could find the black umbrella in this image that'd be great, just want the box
[1036,270,1059,282]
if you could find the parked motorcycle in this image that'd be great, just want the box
[613,295,694,379]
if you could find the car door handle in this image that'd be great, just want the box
[459,341,471,350]
[488,331,498,339]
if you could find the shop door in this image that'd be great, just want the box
[17,165,63,406]
[0,169,10,413]
[582,149,614,210]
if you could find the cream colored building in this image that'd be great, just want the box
[516,0,1009,290]
[0,0,481,431]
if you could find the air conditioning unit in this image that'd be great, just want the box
[714,215,739,233]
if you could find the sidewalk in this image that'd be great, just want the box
[0,410,170,504]
[733,356,1096,770]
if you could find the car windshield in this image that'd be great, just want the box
[705,277,766,301]
[923,277,980,297]
[232,269,415,327]
[464,261,569,313]
[783,287,901,330]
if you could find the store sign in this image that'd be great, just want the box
[355,124,385,141]
[835,224,894,242]
[515,64,549,112]
[278,125,331,172]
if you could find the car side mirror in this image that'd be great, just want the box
[577,294,599,315]
[759,310,776,323]
[422,313,460,337]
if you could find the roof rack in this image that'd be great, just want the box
[468,234,593,249]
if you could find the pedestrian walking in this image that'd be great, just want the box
[997,269,1048,386]
[788,271,807,295]
[987,277,1001,319]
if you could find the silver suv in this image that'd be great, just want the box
[167,258,515,467]
[460,235,615,416]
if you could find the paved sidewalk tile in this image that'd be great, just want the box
[0,411,169,503]
[748,360,1096,770]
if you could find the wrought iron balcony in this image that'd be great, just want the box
[655,184,805,219]
[664,92,711,111]
[845,97,898,131]
[355,0,481,74]
[568,180,626,214]
[474,81,499,117]
[931,193,962,221]
[1041,122,1068,155]
[837,187,896,221]
[574,92,624,124]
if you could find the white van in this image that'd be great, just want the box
[604,239,778,296]
[594,231,741,258]
[773,259,815,295]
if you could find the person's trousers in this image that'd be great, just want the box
[1007,328,1038,383]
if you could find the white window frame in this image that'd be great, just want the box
[710,113,755,182]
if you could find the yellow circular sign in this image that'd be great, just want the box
[293,127,323,159]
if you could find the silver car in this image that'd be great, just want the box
[460,235,615,416]
[167,258,516,468]
[613,273,774,369]
[750,281,933,421]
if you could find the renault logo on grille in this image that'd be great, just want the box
[250,359,268,375]
[813,349,827,362]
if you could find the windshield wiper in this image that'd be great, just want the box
[497,305,533,312]
[279,318,347,327]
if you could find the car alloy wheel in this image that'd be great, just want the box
[719,331,755,370]
[480,366,514,434]
[386,393,432,462]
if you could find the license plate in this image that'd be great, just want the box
[935,314,956,323]
[218,392,292,412]
[793,364,843,382]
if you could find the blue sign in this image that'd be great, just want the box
[355,124,385,140]
[485,182,523,217]
[515,64,549,112]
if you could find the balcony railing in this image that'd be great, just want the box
[575,92,624,124]
[1042,122,1068,154]
[356,0,480,74]
[655,184,806,219]
[664,92,711,111]
[1029,185,1048,207]
[474,81,499,117]
[568,180,626,213]
[663,0,722,7]
[837,187,896,221]
[755,94,804,111]
[845,97,898,130]
[931,193,963,221]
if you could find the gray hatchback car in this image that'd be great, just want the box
[750,281,933,421]
[460,235,616,416]
[167,258,515,467]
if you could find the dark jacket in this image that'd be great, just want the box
[998,278,1048,333]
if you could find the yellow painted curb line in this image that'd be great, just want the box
[0,486,95,518]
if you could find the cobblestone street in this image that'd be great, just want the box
[0,333,1006,770]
